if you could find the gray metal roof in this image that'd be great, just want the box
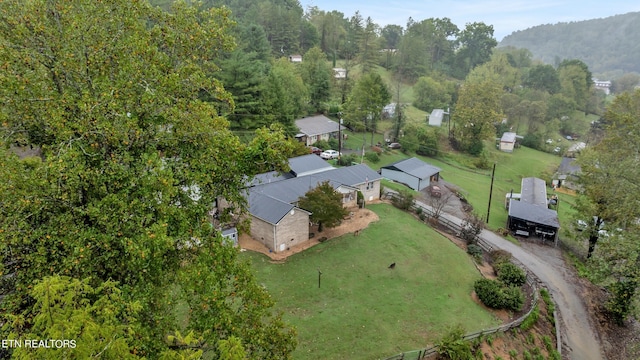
[295,115,345,136]
[520,177,548,206]
[501,132,517,143]
[249,171,294,187]
[508,199,560,229]
[381,157,441,180]
[557,157,581,176]
[429,109,444,126]
[248,191,296,225]
[248,163,382,206]
[289,154,334,177]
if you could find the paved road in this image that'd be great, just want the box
[415,199,605,360]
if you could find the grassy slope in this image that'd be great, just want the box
[244,204,499,360]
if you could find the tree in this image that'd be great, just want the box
[299,46,332,113]
[558,59,593,112]
[524,64,561,94]
[8,276,142,359]
[298,181,348,232]
[0,1,296,358]
[342,72,391,145]
[413,76,453,112]
[451,79,504,155]
[576,90,640,321]
[452,22,498,79]
[358,17,380,73]
[576,90,640,257]
[263,58,309,132]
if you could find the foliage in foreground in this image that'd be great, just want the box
[0,1,296,358]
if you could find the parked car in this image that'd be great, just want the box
[387,142,401,149]
[320,149,341,159]
[308,146,322,155]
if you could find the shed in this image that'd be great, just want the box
[221,227,238,246]
[428,109,444,127]
[380,157,441,191]
[500,132,517,152]
[507,199,560,242]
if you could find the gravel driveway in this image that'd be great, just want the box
[415,198,605,360]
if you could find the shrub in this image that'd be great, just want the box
[489,249,512,266]
[364,151,380,163]
[337,153,357,166]
[435,325,473,360]
[313,139,330,150]
[474,279,504,309]
[466,244,483,259]
[496,262,527,287]
[474,279,524,311]
[519,305,539,331]
[391,189,415,210]
[502,286,524,311]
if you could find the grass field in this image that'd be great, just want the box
[244,204,499,360]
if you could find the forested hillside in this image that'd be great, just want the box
[499,12,640,77]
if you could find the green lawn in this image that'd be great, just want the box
[244,204,499,360]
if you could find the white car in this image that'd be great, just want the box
[320,149,340,159]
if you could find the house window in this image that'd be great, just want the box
[366,182,373,190]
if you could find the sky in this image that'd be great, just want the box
[301,0,640,41]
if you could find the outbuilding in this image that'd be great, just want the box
[380,157,441,191]
[500,132,517,152]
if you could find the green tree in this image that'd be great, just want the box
[264,58,309,131]
[576,89,640,259]
[524,64,561,94]
[451,79,503,155]
[343,72,391,145]
[413,76,454,112]
[452,22,498,79]
[358,17,380,73]
[298,181,348,232]
[299,46,332,113]
[558,59,593,112]
[0,1,296,358]
[9,276,142,359]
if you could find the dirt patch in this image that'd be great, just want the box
[238,205,380,262]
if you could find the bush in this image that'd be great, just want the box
[519,305,539,331]
[474,279,505,309]
[364,152,380,163]
[474,279,524,311]
[312,139,330,150]
[496,262,527,287]
[467,244,483,259]
[502,286,524,311]
[337,153,357,166]
[435,325,473,360]
[489,249,512,266]
[391,190,415,210]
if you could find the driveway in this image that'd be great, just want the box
[415,199,605,360]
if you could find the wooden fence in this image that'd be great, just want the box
[381,192,558,360]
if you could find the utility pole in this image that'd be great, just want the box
[317,269,322,288]
[338,116,342,159]
[486,163,496,223]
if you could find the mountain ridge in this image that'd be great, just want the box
[498,11,640,77]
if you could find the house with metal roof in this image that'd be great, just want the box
[245,156,382,253]
[294,115,345,146]
[380,157,441,191]
[506,177,560,244]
